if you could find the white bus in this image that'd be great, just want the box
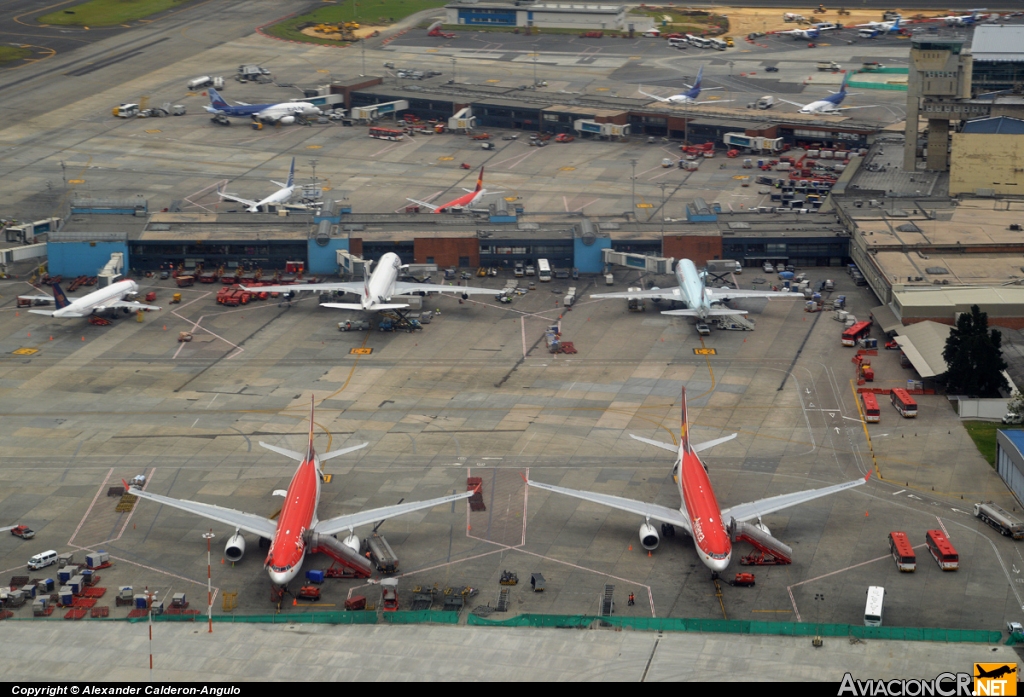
[667,37,688,48]
[537,258,552,282]
[708,38,727,50]
[864,586,885,626]
[687,34,710,48]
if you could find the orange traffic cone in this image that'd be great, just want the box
[648,551,652,557]
[81,336,85,342]
[628,544,632,551]
[163,325,167,331]
[292,598,297,606]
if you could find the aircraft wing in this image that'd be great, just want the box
[837,105,879,111]
[393,282,495,296]
[312,490,475,536]
[721,472,871,523]
[28,309,84,317]
[126,482,278,538]
[777,98,806,108]
[662,308,748,317]
[17,294,52,303]
[218,192,259,209]
[240,282,364,294]
[630,432,736,454]
[708,288,801,301]
[111,301,161,311]
[526,477,691,531]
[694,99,735,105]
[638,87,671,103]
[406,198,439,211]
[591,288,683,301]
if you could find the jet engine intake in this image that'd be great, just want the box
[279,116,295,125]
[225,533,246,562]
[342,533,360,553]
[639,522,660,550]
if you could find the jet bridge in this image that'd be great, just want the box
[351,100,409,122]
[601,249,674,274]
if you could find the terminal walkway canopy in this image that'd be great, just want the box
[869,304,903,335]
[894,320,953,379]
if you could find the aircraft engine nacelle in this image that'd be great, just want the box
[225,533,246,562]
[279,115,295,126]
[92,306,107,315]
[461,292,469,300]
[342,533,360,553]
[639,522,660,551]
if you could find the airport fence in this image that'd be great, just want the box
[466,614,1002,643]
[126,611,378,625]
[860,67,910,74]
[382,610,460,625]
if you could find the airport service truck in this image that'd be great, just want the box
[974,501,1024,539]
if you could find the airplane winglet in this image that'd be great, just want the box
[307,395,316,461]
[864,471,872,482]
[520,472,529,484]
[122,478,132,491]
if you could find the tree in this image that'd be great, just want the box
[942,305,1008,397]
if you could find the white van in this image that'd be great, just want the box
[28,550,58,571]
[864,586,885,626]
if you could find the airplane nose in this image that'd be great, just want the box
[268,568,297,586]
[709,555,730,573]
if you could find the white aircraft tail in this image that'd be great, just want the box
[259,442,305,462]
[320,443,368,462]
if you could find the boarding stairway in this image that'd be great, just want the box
[714,314,755,331]
[308,532,373,578]
[729,519,792,565]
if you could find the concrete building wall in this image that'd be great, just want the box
[47,241,130,277]
[414,238,479,267]
[949,133,1024,195]
[662,235,722,266]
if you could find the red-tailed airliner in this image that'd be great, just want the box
[128,398,473,585]
[527,388,869,572]
[406,167,501,213]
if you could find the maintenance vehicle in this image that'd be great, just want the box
[365,533,399,574]
[974,502,1024,539]
[9,525,34,540]
[338,320,371,332]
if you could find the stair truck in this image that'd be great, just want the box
[974,501,1024,539]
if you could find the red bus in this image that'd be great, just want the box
[890,388,918,418]
[369,126,404,141]
[862,393,880,423]
[842,321,872,347]
[925,529,958,571]
[888,531,916,572]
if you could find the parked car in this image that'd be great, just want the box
[764,65,780,72]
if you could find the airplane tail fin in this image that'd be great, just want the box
[693,64,703,91]
[51,282,70,310]
[680,387,691,455]
[892,17,899,30]
[208,87,230,110]
[840,72,849,93]
[475,167,484,193]
[286,157,296,189]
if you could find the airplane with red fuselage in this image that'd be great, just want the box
[128,397,474,586]
[406,167,501,213]
[527,388,870,573]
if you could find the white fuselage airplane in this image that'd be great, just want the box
[776,74,876,115]
[219,157,304,213]
[204,87,321,126]
[779,27,820,40]
[20,279,160,318]
[592,258,800,322]
[406,167,501,213]
[128,398,474,585]
[243,251,496,312]
[943,11,983,26]
[638,65,731,106]
[527,388,870,573]
[857,17,901,31]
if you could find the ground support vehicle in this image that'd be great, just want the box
[974,502,1024,539]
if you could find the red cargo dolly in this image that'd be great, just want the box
[344,596,367,611]
[90,606,109,618]
[64,608,88,620]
